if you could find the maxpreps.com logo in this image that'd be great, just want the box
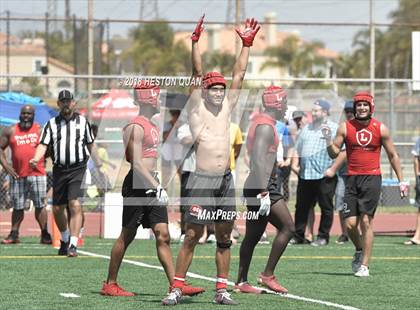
[356,129,372,147]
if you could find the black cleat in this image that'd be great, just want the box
[58,240,69,256]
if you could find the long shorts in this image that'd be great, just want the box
[343,175,382,218]
[10,175,47,210]
[52,164,86,205]
[184,170,236,225]
[121,169,168,229]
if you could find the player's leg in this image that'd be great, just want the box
[359,213,374,267]
[152,222,174,284]
[173,223,204,284]
[264,199,295,275]
[237,215,267,284]
[214,220,237,305]
[257,199,294,293]
[101,227,137,296]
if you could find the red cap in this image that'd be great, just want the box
[133,80,160,107]
[202,72,227,89]
[353,91,374,113]
[262,86,287,110]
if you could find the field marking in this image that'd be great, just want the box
[59,293,80,298]
[1,254,419,261]
[78,250,360,310]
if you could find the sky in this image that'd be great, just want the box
[0,0,400,53]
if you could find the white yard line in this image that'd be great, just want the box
[79,249,360,310]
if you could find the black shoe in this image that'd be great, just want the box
[58,240,69,256]
[335,235,349,245]
[67,245,78,257]
[40,232,52,245]
[311,238,328,247]
[289,237,311,245]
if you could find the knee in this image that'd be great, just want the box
[346,218,357,230]
[360,216,372,230]
[155,230,171,246]
[184,229,201,248]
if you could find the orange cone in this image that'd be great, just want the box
[51,215,61,249]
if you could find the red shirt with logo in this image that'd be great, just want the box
[9,123,46,177]
[246,112,279,154]
[345,118,382,175]
[124,115,160,159]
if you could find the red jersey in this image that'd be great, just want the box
[9,123,46,177]
[345,118,382,175]
[124,115,160,159]
[246,112,279,154]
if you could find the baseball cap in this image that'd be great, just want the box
[344,100,354,111]
[313,99,330,112]
[58,89,74,101]
[292,110,305,119]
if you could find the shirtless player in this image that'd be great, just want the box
[163,15,260,305]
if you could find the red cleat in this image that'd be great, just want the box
[234,282,263,294]
[100,282,135,297]
[257,273,288,294]
[169,283,205,296]
[2,234,20,244]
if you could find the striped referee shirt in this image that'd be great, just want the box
[40,113,95,167]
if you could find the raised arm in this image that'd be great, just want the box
[323,122,346,159]
[0,127,18,179]
[190,14,205,93]
[228,18,260,107]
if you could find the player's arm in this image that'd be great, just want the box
[227,18,260,108]
[123,124,159,189]
[325,150,346,177]
[324,122,346,159]
[251,124,273,191]
[414,155,419,177]
[187,14,205,115]
[86,143,104,170]
[381,124,404,183]
[0,127,18,179]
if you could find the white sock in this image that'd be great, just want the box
[61,229,70,242]
[70,236,79,247]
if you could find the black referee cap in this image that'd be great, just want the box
[58,89,74,101]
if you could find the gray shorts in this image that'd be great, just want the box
[184,170,236,225]
[10,176,47,210]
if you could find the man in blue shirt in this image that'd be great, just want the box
[290,100,338,246]
[275,119,291,200]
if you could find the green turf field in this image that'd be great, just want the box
[0,236,419,310]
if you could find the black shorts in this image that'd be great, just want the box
[121,169,168,229]
[184,170,236,225]
[343,175,382,218]
[243,175,284,211]
[52,164,86,205]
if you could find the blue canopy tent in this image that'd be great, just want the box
[0,99,58,127]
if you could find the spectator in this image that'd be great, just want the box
[289,100,338,246]
[0,105,52,244]
[404,136,420,245]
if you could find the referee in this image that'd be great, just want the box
[30,89,103,257]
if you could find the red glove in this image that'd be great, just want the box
[191,14,205,42]
[235,18,261,47]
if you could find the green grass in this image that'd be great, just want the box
[0,236,419,309]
